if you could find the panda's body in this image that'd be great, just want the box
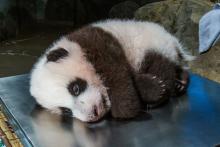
[93,20,192,70]
[30,19,193,122]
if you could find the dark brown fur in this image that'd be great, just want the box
[135,51,189,107]
[67,26,141,119]
[139,52,177,95]
[66,26,189,119]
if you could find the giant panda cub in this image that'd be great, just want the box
[30,19,194,122]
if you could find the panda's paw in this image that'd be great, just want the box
[174,70,189,96]
[143,74,171,108]
[150,75,167,99]
[135,73,169,107]
[175,79,187,93]
[145,74,171,108]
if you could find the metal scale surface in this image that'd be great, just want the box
[0,74,220,147]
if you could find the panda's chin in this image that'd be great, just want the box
[73,108,109,123]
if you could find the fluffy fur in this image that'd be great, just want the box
[30,19,193,122]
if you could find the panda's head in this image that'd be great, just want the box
[30,37,111,122]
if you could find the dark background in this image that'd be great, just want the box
[0,0,164,41]
[0,0,219,84]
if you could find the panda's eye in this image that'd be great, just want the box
[68,78,87,97]
[72,84,80,96]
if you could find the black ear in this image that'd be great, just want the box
[46,48,68,62]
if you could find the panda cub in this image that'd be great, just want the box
[30,19,193,122]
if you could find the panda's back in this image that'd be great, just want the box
[92,19,182,71]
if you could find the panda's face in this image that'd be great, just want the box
[65,77,110,122]
[30,38,111,122]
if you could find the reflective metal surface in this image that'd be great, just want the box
[0,74,220,147]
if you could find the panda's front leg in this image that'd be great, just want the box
[134,73,170,107]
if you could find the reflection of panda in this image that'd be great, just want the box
[30,19,194,122]
[31,106,110,147]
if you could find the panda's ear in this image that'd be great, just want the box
[46,48,69,62]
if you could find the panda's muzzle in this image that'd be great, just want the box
[88,95,110,122]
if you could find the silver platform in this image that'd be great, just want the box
[0,74,220,147]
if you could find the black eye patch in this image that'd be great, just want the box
[46,48,68,62]
[68,78,87,97]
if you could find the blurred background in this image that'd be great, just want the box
[0,0,219,83]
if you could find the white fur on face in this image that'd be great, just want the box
[30,37,111,122]
[93,19,194,71]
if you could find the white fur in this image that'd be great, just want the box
[30,37,110,122]
[30,19,193,122]
[93,19,194,71]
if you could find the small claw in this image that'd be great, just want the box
[176,84,180,89]
[176,79,187,85]
[175,83,178,87]
[176,83,180,88]
[161,84,166,87]
[159,80,163,84]
[180,86,185,91]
